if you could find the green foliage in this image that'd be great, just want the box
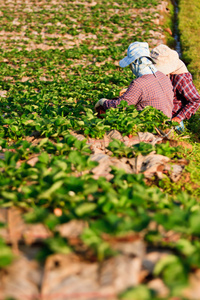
[81,228,115,261]
[154,255,189,292]
[119,285,155,300]
[103,102,169,137]
[107,139,135,158]
[179,0,200,89]
[0,238,14,268]
[107,140,181,159]
[0,1,199,298]
[133,142,154,156]
[155,141,182,158]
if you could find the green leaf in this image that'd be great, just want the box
[46,236,71,255]
[154,255,188,289]
[75,202,97,216]
[0,238,13,268]
[188,212,200,235]
[119,285,153,300]
[38,152,49,164]
[1,191,18,201]
[176,239,195,256]
[39,138,49,147]
[38,180,64,200]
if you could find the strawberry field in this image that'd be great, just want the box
[0,0,200,299]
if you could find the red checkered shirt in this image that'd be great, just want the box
[103,71,173,118]
[170,72,200,120]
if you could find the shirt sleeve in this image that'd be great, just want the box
[103,80,143,110]
[175,76,200,120]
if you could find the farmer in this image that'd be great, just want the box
[95,41,174,119]
[150,44,200,132]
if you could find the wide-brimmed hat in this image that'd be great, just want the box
[119,42,152,68]
[150,44,188,75]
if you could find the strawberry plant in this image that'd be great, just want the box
[107,139,135,158]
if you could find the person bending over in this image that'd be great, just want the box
[95,41,174,119]
[151,44,200,132]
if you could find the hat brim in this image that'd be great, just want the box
[171,59,188,74]
[152,63,175,75]
[153,59,188,75]
[119,54,152,68]
[119,56,134,68]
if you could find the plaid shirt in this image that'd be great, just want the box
[170,73,200,120]
[103,71,173,118]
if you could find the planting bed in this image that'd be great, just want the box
[0,0,200,299]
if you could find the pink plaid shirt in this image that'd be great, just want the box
[103,71,173,118]
[170,73,200,121]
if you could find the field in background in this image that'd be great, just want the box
[177,0,200,138]
[179,0,200,88]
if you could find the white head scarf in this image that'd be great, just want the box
[130,56,157,78]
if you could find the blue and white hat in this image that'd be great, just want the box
[119,42,152,68]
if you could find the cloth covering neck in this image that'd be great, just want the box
[130,57,157,78]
